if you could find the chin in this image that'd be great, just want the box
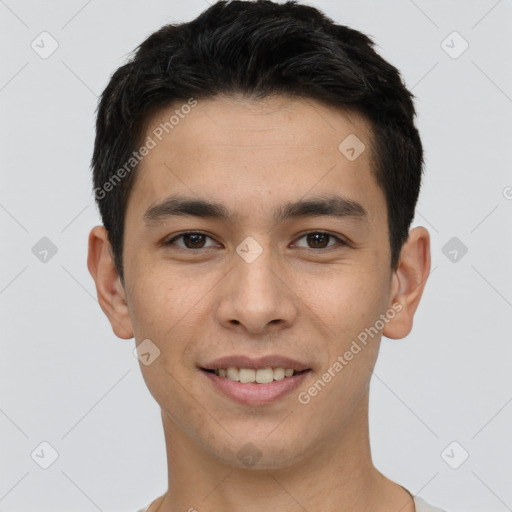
[204,433,307,471]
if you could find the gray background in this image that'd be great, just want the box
[1,0,511,511]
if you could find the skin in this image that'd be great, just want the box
[88,94,430,512]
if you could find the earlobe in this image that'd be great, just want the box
[382,226,431,340]
[87,225,134,340]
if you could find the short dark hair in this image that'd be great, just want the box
[92,0,423,283]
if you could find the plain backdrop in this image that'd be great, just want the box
[1,1,511,511]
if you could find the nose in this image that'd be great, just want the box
[214,244,298,336]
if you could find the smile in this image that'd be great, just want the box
[200,367,311,405]
[205,367,302,383]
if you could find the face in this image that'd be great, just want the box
[89,94,429,469]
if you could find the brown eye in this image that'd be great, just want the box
[294,231,344,249]
[165,232,216,249]
[182,233,206,248]
[307,233,329,248]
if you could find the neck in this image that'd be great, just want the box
[154,394,414,512]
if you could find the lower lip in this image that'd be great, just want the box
[200,369,311,405]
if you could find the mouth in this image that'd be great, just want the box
[201,367,309,383]
[199,355,312,405]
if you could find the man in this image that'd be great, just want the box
[87,1,445,511]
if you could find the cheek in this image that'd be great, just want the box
[126,265,209,371]
[127,288,163,339]
[310,269,385,330]
[303,267,389,384]
[124,263,177,343]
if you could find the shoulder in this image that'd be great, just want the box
[414,495,449,512]
[137,495,448,512]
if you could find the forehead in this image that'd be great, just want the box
[127,94,386,228]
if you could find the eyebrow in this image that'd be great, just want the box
[142,193,368,226]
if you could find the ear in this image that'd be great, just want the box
[87,225,134,339]
[383,226,431,340]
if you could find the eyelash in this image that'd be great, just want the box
[163,231,346,251]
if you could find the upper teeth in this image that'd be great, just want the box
[215,367,295,383]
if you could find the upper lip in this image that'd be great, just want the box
[201,355,310,372]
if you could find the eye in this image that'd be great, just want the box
[293,231,345,250]
[164,232,218,249]
[163,230,346,251]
